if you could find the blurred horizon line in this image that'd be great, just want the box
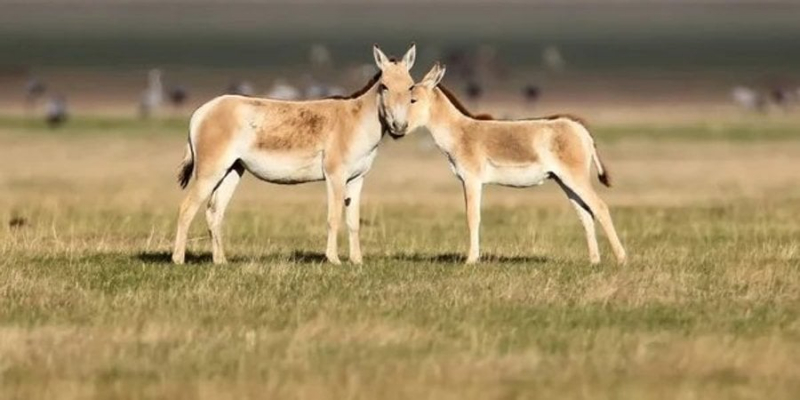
[2,0,800,5]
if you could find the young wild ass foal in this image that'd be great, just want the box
[172,45,417,265]
[406,64,627,264]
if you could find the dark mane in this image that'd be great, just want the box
[436,85,587,126]
[326,71,382,100]
[437,84,485,119]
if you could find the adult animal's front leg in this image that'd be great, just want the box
[345,176,365,264]
[325,172,346,265]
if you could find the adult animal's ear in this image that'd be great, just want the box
[373,44,391,71]
[401,43,416,70]
[421,62,446,88]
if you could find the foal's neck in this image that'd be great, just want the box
[427,89,469,152]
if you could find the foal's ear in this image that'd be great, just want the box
[421,63,446,88]
[373,44,391,71]
[401,43,416,70]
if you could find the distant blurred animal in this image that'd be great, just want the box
[309,44,333,69]
[543,45,566,72]
[303,75,329,99]
[465,81,482,101]
[45,95,68,128]
[465,81,483,109]
[522,84,541,104]
[769,86,795,110]
[171,44,418,266]
[24,76,47,111]
[226,80,256,97]
[731,86,766,112]
[167,85,189,108]
[265,79,301,100]
[353,63,379,82]
[303,75,346,99]
[326,86,346,98]
[139,69,164,118]
[304,82,327,99]
[444,48,475,80]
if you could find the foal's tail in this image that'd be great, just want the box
[177,139,194,189]
[591,143,611,187]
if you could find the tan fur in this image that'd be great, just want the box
[466,121,540,165]
[253,105,330,152]
[407,64,626,264]
[172,45,417,266]
[193,98,240,178]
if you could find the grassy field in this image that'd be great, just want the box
[1,116,800,399]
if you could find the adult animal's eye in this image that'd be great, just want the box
[411,99,418,104]
[378,84,388,92]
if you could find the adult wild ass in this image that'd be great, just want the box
[405,63,627,264]
[172,45,417,265]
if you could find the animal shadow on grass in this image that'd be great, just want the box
[135,250,329,265]
[392,252,548,264]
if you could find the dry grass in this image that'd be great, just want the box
[1,117,799,399]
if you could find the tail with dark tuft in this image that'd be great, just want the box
[598,168,611,187]
[177,142,194,189]
[592,144,612,187]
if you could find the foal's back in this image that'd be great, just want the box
[465,117,592,170]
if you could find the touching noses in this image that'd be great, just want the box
[380,91,410,135]
[390,103,409,134]
[392,120,408,134]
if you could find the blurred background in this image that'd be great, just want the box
[3,0,800,123]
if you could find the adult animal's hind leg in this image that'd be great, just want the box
[205,162,244,264]
[172,174,221,264]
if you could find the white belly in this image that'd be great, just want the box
[240,150,324,184]
[483,163,549,188]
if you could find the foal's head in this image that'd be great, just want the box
[407,62,447,132]
[373,44,416,138]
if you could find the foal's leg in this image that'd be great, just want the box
[553,175,601,264]
[345,176,365,264]
[462,177,483,264]
[205,163,244,264]
[569,199,601,264]
[324,171,346,265]
[554,172,626,264]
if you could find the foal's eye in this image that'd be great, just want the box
[411,99,418,104]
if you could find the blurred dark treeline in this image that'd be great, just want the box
[1,2,800,73]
